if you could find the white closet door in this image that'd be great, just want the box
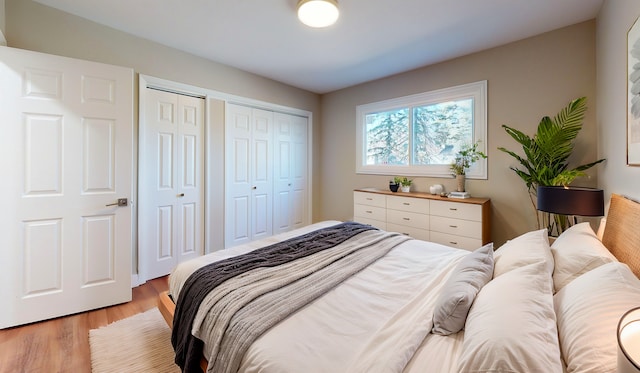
[273,113,308,234]
[0,46,133,328]
[290,115,309,230]
[225,104,273,248]
[139,88,204,281]
[251,109,274,241]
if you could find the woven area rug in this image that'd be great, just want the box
[89,308,180,373]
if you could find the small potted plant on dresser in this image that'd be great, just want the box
[450,141,487,193]
[398,177,412,192]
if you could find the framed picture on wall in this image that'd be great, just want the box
[628,15,640,166]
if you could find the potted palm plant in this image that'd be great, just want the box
[498,97,605,235]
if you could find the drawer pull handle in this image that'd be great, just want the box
[449,208,458,211]
[403,233,410,236]
[403,217,410,221]
[403,202,410,205]
[366,210,373,213]
[366,198,373,200]
[449,241,458,245]
[449,225,458,228]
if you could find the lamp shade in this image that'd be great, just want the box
[536,186,604,216]
[618,307,640,373]
[297,0,339,28]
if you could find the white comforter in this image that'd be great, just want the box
[169,221,470,373]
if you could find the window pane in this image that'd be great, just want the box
[365,108,409,165]
[412,98,474,165]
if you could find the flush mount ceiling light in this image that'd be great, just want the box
[297,0,339,28]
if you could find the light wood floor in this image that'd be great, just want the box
[0,276,169,373]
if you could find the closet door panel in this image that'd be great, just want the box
[291,115,309,230]
[140,88,203,280]
[176,95,204,264]
[273,113,293,234]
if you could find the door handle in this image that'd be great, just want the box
[106,198,128,207]
[178,193,185,197]
[252,186,257,190]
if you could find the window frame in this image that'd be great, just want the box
[355,80,487,179]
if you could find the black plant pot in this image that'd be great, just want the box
[389,183,399,192]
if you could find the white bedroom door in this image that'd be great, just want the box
[138,87,204,281]
[0,46,134,328]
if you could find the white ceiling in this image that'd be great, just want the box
[34,0,603,94]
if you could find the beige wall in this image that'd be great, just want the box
[319,21,597,246]
[596,1,640,206]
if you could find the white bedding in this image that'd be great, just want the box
[169,221,470,373]
[169,201,640,373]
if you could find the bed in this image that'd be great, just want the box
[158,193,640,373]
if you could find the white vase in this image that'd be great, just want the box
[456,174,465,192]
[400,185,411,192]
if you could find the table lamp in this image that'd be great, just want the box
[619,307,640,372]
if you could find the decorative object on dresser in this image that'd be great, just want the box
[498,97,605,232]
[450,141,487,193]
[389,178,400,192]
[429,184,444,195]
[536,186,604,236]
[449,191,471,199]
[395,177,412,192]
[353,188,490,250]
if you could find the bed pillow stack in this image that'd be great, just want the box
[458,260,562,372]
[431,243,494,335]
[458,228,562,372]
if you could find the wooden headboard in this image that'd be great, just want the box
[602,194,640,277]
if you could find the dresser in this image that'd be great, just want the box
[353,188,491,251]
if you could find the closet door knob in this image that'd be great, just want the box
[178,193,185,197]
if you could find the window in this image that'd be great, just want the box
[356,81,487,179]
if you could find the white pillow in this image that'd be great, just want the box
[551,222,618,292]
[493,228,553,278]
[457,261,562,373]
[432,243,494,335]
[554,262,640,373]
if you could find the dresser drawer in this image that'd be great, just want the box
[430,216,482,239]
[354,204,386,222]
[430,231,482,251]
[386,195,430,214]
[386,223,430,241]
[354,191,386,207]
[386,209,429,230]
[430,200,482,221]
